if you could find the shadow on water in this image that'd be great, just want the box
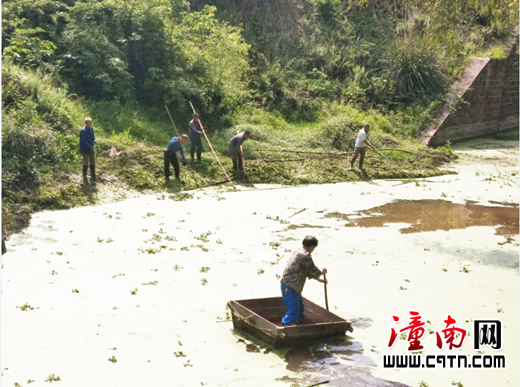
[234,319,409,387]
[283,337,409,387]
[324,199,519,236]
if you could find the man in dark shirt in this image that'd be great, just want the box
[228,131,251,171]
[280,236,327,325]
[79,117,96,181]
[164,134,188,180]
[189,113,204,162]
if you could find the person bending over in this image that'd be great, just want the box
[164,134,188,180]
[228,131,251,171]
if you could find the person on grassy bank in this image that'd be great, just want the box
[189,113,204,163]
[79,117,97,182]
[350,124,376,172]
[228,131,251,171]
[280,236,327,326]
[164,134,188,181]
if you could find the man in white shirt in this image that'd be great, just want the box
[350,124,375,172]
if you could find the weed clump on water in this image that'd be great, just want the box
[193,244,209,252]
[138,247,161,254]
[108,356,117,363]
[195,231,212,242]
[269,241,281,249]
[169,193,194,201]
[44,374,61,382]
[17,303,34,311]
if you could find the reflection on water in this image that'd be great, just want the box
[325,200,519,236]
[285,340,375,372]
[284,338,409,387]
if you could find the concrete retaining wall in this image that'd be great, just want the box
[420,46,519,146]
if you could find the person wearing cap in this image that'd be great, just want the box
[79,117,97,181]
[164,134,188,180]
[280,236,328,326]
[350,123,376,172]
[228,131,251,171]
[189,114,204,163]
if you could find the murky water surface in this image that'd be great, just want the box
[325,200,518,236]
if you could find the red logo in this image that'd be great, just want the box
[436,315,467,350]
[388,311,426,351]
[388,312,469,351]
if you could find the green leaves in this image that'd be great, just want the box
[3,19,57,67]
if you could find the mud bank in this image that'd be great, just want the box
[2,135,518,387]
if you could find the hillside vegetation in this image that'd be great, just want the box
[2,0,518,239]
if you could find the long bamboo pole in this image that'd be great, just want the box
[258,147,416,156]
[323,273,329,311]
[189,102,234,188]
[164,104,191,170]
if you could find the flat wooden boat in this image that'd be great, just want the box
[229,296,353,347]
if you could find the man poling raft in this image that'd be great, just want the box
[280,236,328,326]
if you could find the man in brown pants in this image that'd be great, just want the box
[79,117,96,181]
[350,124,375,172]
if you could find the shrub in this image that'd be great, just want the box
[385,38,446,102]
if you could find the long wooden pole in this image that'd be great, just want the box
[164,104,191,170]
[189,102,234,188]
[258,147,416,156]
[323,273,329,311]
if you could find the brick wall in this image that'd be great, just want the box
[422,46,519,146]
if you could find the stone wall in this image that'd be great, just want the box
[421,46,519,146]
